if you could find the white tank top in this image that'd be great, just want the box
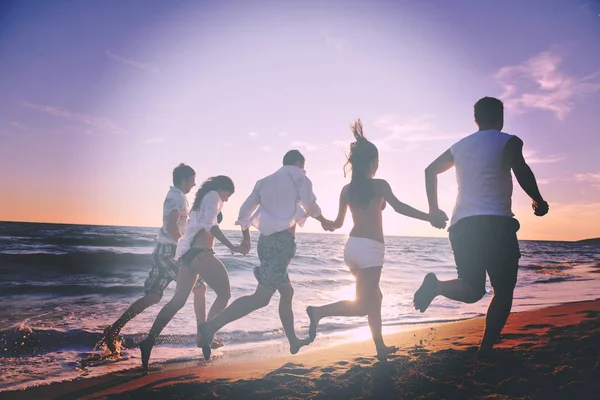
[450,130,514,226]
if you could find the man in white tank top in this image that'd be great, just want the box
[413,97,549,356]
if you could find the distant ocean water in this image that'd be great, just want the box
[1,221,599,391]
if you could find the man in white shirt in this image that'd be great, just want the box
[413,97,549,356]
[198,150,330,359]
[99,163,207,353]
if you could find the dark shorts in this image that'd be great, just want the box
[254,230,296,293]
[144,243,204,297]
[449,215,521,295]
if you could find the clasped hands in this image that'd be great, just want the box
[429,209,449,229]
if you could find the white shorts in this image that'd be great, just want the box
[344,236,385,270]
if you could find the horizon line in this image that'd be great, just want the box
[0,219,596,243]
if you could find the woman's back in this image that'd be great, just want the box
[346,180,386,243]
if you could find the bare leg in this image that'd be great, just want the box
[414,274,483,312]
[367,287,398,359]
[189,253,232,347]
[307,267,386,350]
[140,267,198,369]
[198,285,273,360]
[277,283,308,354]
[479,287,513,354]
[101,292,161,353]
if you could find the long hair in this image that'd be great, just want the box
[192,175,235,211]
[344,119,379,207]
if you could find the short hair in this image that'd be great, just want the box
[474,97,504,126]
[173,163,195,186]
[282,150,305,166]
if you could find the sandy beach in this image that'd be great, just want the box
[2,298,599,400]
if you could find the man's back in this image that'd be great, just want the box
[237,165,321,236]
[450,130,514,226]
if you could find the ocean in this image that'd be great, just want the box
[1,221,599,391]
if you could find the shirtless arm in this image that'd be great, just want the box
[379,180,446,227]
[330,186,349,230]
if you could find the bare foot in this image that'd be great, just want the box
[140,338,154,370]
[413,273,438,313]
[197,323,214,360]
[197,327,225,350]
[290,338,310,355]
[98,326,119,354]
[306,306,319,343]
[376,345,399,360]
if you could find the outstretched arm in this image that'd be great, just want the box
[425,149,454,213]
[505,137,548,216]
[380,180,440,224]
[330,186,349,230]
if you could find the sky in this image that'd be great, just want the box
[1,0,599,241]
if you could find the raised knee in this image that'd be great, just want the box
[146,293,162,305]
[355,301,369,316]
[465,291,485,303]
[218,290,232,302]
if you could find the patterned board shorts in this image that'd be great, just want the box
[253,230,296,293]
[144,243,204,298]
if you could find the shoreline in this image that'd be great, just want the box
[3,298,599,399]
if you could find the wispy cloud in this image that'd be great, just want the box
[278,132,288,137]
[248,131,259,138]
[372,115,461,152]
[522,150,565,164]
[20,101,122,135]
[291,141,327,152]
[144,137,164,144]
[495,50,600,120]
[10,122,27,131]
[0,129,15,136]
[575,172,600,189]
[320,28,347,52]
[259,146,273,152]
[106,50,159,72]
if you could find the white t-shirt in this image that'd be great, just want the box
[156,186,189,245]
[236,165,322,236]
[175,191,223,259]
[449,130,515,226]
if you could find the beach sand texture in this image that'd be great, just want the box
[3,299,599,400]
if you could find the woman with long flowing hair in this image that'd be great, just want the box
[140,175,247,369]
[306,120,447,359]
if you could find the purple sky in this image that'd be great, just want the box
[1,0,599,240]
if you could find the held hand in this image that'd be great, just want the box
[532,199,549,217]
[241,238,252,253]
[429,209,448,229]
[321,219,335,232]
[231,244,249,255]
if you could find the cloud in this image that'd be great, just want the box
[20,101,122,135]
[278,132,288,137]
[144,137,164,144]
[291,141,327,152]
[575,172,600,189]
[371,115,462,152]
[248,131,259,138]
[522,150,565,164]
[0,129,15,136]
[320,28,347,52]
[259,146,273,152]
[10,122,27,131]
[495,50,600,120]
[106,50,159,72]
